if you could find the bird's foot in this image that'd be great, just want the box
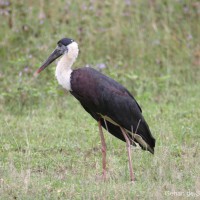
[95,171,107,182]
[101,170,107,181]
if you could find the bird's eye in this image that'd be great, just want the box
[58,42,62,47]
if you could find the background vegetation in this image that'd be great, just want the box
[0,0,199,199]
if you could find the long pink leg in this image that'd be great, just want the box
[98,120,107,180]
[120,127,134,182]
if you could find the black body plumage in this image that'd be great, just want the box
[70,67,155,153]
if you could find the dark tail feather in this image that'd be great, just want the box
[100,119,156,154]
[136,119,155,154]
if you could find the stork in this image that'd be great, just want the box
[35,38,156,182]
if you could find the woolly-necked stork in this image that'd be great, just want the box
[35,38,155,181]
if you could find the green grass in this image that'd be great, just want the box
[0,0,200,199]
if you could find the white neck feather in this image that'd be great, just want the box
[55,42,79,91]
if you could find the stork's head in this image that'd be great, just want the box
[34,38,79,75]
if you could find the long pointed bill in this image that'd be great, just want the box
[34,48,62,76]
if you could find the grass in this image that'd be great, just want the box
[0,0,200,199]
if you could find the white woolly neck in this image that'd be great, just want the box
[55,42,79,91]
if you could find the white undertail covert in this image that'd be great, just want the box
[55,41,79,91]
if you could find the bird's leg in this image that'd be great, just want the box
[120,127,134,182]
[98,120,107,180]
